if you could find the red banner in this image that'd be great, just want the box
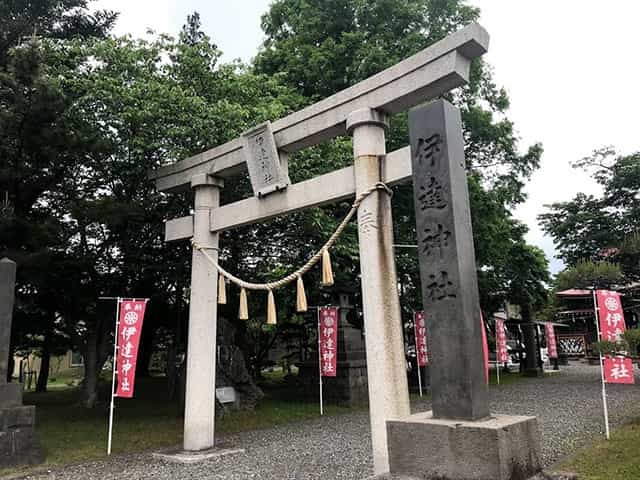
[496,319,509,363]
[545,323,558,359]
[414,311,428,367]
[596,290,626,342]
[319,307,338,377]
[115,299,147,398]
[604,356,635,384]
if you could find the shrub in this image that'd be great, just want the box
[622,328,640,357]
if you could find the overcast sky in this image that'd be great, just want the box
[93,0,640,273]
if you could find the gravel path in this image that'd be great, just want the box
[15,363,640,480]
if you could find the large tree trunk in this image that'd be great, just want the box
[36,351,50,392]
[169,298,185,400]
[35,347,50,393]
[7,348,14,383]
[80,324,109,408]
[36,319,53,392]
[136,322,155,377]
[521,304,541,377]
[167,338,177,400]
[81,335,99,408]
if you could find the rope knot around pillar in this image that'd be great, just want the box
[190,239,219,251]
[374,180,393,198]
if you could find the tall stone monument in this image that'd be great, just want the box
[0,258,43,467]
[384,101,541,480]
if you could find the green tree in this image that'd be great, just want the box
[0,0,116,392]
[38,17,301,405]
[0,0,116,66]
[1,5,303,404]
[252,0,546,320]
[540,147,640,281]
[501,243,550,375]
[555,260,624,291]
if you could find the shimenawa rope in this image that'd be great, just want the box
[192,181,392,322]
[192,181,391,291]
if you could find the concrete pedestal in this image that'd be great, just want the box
[386,412,541,480]
[0,385,43,467]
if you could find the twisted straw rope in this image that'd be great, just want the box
[192,182,392,291]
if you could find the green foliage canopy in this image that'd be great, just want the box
[255,0,548,316]
[540,147,640,281]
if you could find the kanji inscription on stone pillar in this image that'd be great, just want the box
[409,99,489,421]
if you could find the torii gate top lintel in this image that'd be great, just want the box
[149,22,489,194]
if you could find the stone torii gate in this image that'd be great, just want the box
[150,22,540,479]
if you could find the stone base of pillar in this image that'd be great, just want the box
[385,412,541,480]
[298,359,369,407]
[0,384,43,467]
[152,446,244,464]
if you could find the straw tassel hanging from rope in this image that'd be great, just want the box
[296,275,308,313]
[267,290,277,325]
[322,248,334,287]
[217,273,227,305]
[239,288,249,320]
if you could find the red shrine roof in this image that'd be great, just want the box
[556,289,593,297]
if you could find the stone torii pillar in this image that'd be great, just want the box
[347,109,410,474]
[183,174,222,452]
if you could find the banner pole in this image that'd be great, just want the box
[107,297,121,455]
[318,307,323,416]
[593,290,610,440]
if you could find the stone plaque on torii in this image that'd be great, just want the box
[241,121,291,197]
[150,23,540,479]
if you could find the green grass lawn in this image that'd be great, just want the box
[3,367,542,477]
[559,418,640,480]
[489,368,527,386]
[6,375,350,475]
